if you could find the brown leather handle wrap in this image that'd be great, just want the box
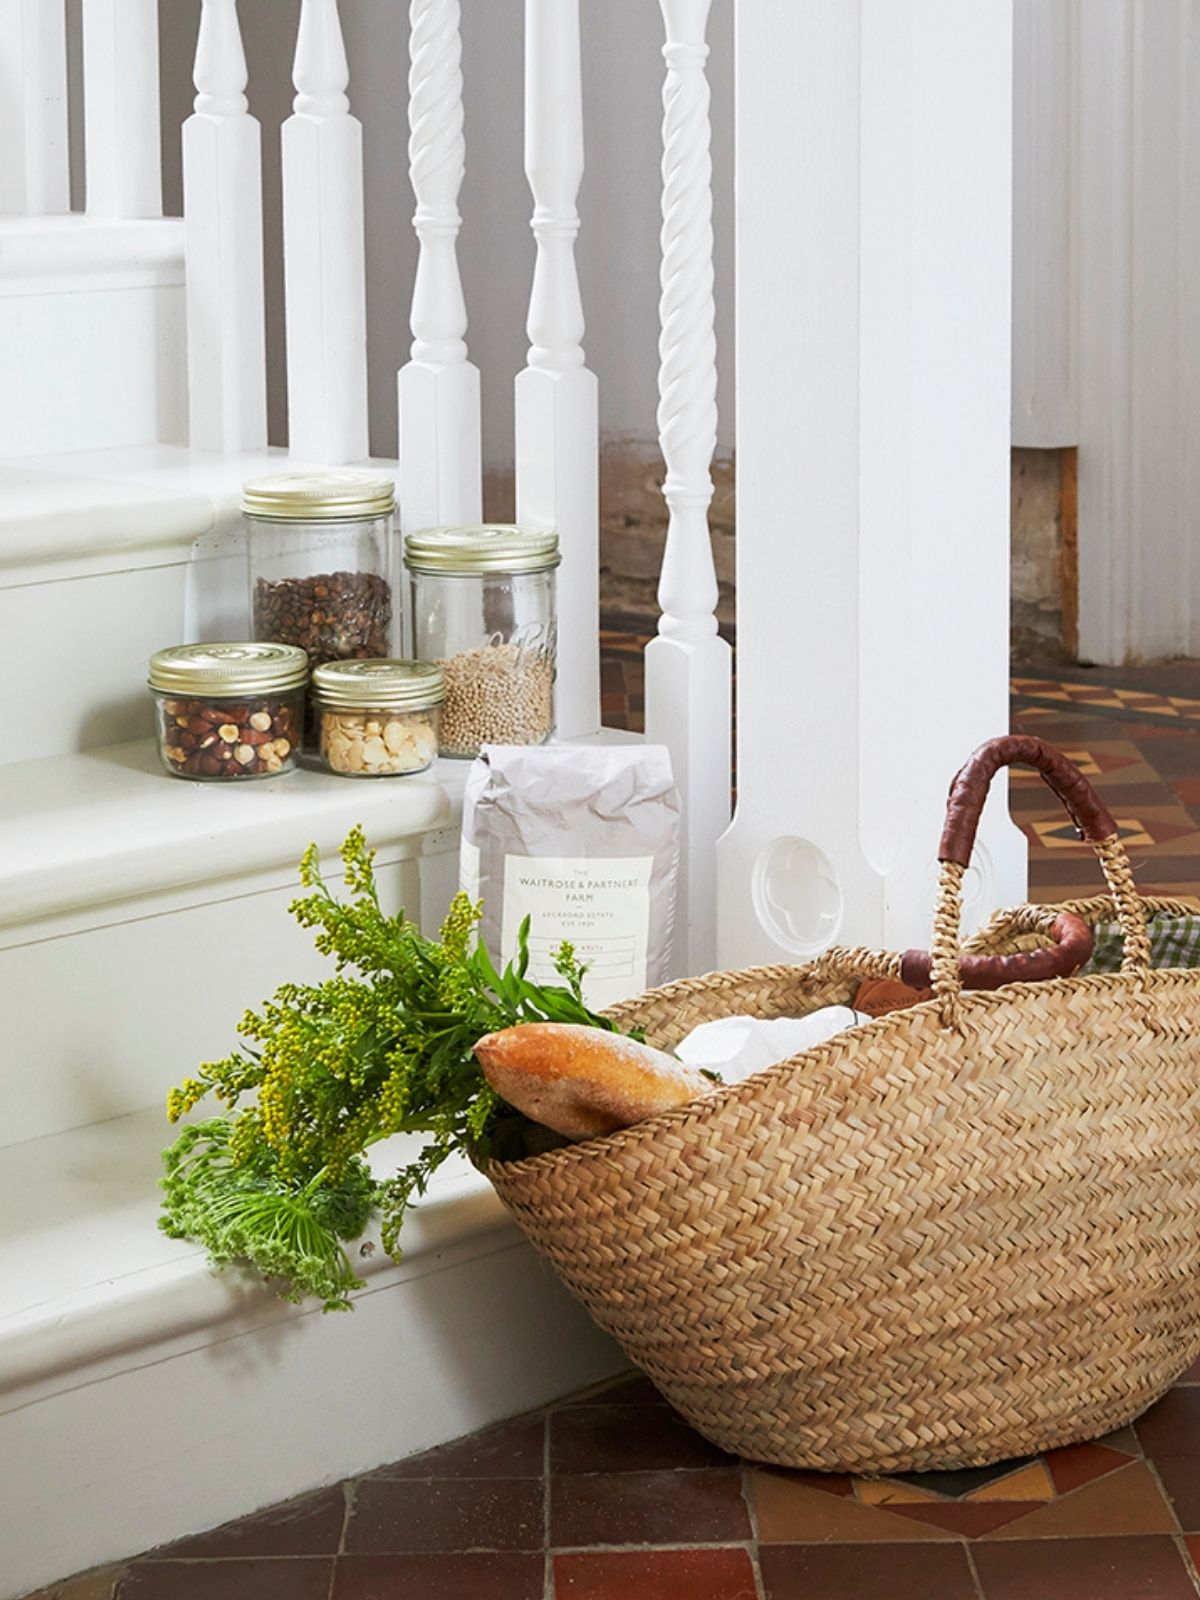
[940,735,1118,867]
[901,911,1095,992]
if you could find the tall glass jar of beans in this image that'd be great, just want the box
[244,471,397,670]
[404,524,559,758]
[148,642,308,780]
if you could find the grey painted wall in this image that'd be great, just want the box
[159,0,735,465]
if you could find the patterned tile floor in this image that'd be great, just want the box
[27,648,1200,1600]
[40,1364,1200,1599]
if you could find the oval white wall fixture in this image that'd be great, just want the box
[751,836,843,957]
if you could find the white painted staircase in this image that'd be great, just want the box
[0,447,621,1599]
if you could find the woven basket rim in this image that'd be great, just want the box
[487,895,1200,1182]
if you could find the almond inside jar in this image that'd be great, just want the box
[319,708,439,776]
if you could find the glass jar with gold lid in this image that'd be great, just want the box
[148,642,308,780]
[403,524,559,759]
[244,470,397,669]
[312,659,444,777]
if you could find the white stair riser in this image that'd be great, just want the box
[1,1234,623,1600]
[1,853,421,1148]
[0,279,186,458]
[1,541,256,765]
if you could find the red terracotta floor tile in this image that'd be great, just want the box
[116,1560,333,1600]
[1150,1455,1200,1532]
[758,1541,979,1600]
[1045,1441,1135,1496]
[550,1468,751,1547]
[1137,1388,1200,1458]
[377,1414,546,1479]
[553,1547,758,1600]
[148,1487,346,1558]
[569,1374,665,1407]
[344,1477,543,1553]
[550,1404,732,1475]
[332,1552,545,1600]
[971,1535,1197,1600]
[886,1500,1043,1537]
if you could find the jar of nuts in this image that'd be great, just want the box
[312,659,444,777]
[404,524,559,759]
[244,471,397,675]
[148,642,307,781]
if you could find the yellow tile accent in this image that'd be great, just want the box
[968,1462,1056,1503]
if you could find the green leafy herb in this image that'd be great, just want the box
[159,826,620,1311]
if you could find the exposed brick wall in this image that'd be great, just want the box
[487,444,1066,660]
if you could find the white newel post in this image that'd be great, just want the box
[644,0,732,978]
[719,0,1025,969]
[515,0,599,739]
[282,0,369,465]
[398,0,482,534]
[0,0,69,214]
[82,0,161,217]
[183,0,267,453]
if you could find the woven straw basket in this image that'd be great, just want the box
[488,736,1200,1474]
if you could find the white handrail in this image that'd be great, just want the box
[282,0,369,464]
[183,0,267,452]
[82,0,162,218]
[515,0,599,739]
[0,0,69,215]
[644,0,731,976]
[398,0,482,534]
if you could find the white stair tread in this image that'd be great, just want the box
[0,215,184,277]
[2,446,400,574]
[0,1104,509,1395]
[0,738,464,931]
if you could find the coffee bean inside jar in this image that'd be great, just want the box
[148,643,309,783]
[252,570,391,663]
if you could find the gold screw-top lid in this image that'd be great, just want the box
[312,658,446,711]
[241,470,396,522]
[148,642,310,696]
[403,523,560,575]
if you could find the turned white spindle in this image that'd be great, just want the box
[644,0,731,977]
[515,0,599,738]
[183,0,267,452]
[0,0,69,214]
[282,0,369,464]
[82,0,161,218]
[398,0,481,533]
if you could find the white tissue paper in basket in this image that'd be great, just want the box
[675,1008,870,1085]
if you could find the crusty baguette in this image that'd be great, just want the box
[474,1022,713,1141]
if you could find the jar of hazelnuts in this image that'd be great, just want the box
[312,659,444,778]
[148,642,308,781]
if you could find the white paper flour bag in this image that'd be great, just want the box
[460,744,681,1009]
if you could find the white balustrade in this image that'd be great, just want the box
[644,0,731,978]
[719,0,1025,970]
[398,0,481,533]
[514,0,599,739]
[183,0,267,453]
[0,0,69,215]
[82,0,161,218]
[282,0,369,464]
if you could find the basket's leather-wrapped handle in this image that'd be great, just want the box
[908,736,1149,1017]
[901,910,1094,991]
[939,735,1117,867]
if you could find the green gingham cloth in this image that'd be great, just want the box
[1083,914,1200,974]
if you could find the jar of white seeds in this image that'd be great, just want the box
[312,659,444,777]
[403,524,559,759]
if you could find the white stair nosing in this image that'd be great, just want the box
[0,739,465,934]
